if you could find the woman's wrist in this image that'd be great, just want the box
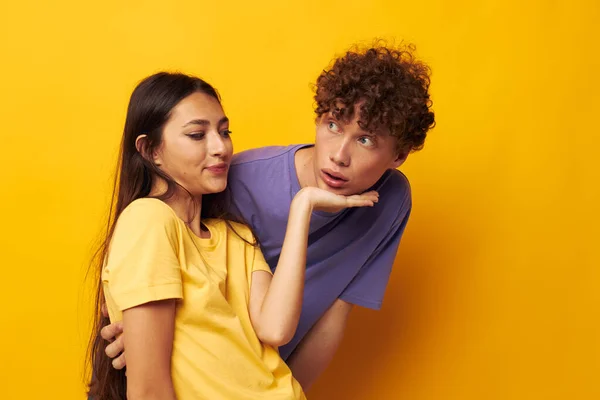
[292,187,316,214]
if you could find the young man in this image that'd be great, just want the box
[100,43,435,391]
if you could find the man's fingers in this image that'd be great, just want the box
[100,321,123,342]
[105,335,124,359]
[112,353,126,370]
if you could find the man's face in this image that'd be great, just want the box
[312,104,407,196]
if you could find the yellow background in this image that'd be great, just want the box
[0,1,598,399]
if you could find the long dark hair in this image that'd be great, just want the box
[86,72,250,399]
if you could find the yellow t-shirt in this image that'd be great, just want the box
[102,198,305,400]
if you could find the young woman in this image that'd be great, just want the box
[87,72,377,400]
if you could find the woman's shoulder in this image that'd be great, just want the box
[118,198,180,229]
[107,199,183,262]
[206,219,257,246]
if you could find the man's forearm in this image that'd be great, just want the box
[286,299,353,391]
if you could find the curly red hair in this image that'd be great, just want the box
[314,42,435,154]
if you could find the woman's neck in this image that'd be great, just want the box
[168,196,208,238]
[149,181,209,239]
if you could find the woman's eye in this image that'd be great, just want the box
[187,132,206,140]
[221,129,232,138]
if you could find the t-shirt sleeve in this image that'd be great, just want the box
[248,238,272,275]
[235,222,272,278]
[339,203,411,310]
[103,199,183,311]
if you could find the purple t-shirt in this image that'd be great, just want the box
[227,144,412,360]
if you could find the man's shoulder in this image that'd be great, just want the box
[378,169,412,202]
[226,145,303,211]
[231,144,307,167]
[386,168,410,187]
[349,169,412,228]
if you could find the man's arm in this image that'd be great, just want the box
[286,298,353,392]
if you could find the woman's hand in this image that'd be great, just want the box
[297,187,379,214]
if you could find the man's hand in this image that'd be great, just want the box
[101,303,126,370]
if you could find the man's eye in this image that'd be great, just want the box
[328,122,340,132]
[358,136,375,147]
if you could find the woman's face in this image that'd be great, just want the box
[152,91,233,196]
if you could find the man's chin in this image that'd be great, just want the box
[317,179,355,196]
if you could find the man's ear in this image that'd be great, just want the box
[390,151,409,169]
[135,134,162,166]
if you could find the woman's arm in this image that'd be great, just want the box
[249,187,378,347]
[248,189,313,346]
[122,299,178,400]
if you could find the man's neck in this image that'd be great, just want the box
[294,146,317,188]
